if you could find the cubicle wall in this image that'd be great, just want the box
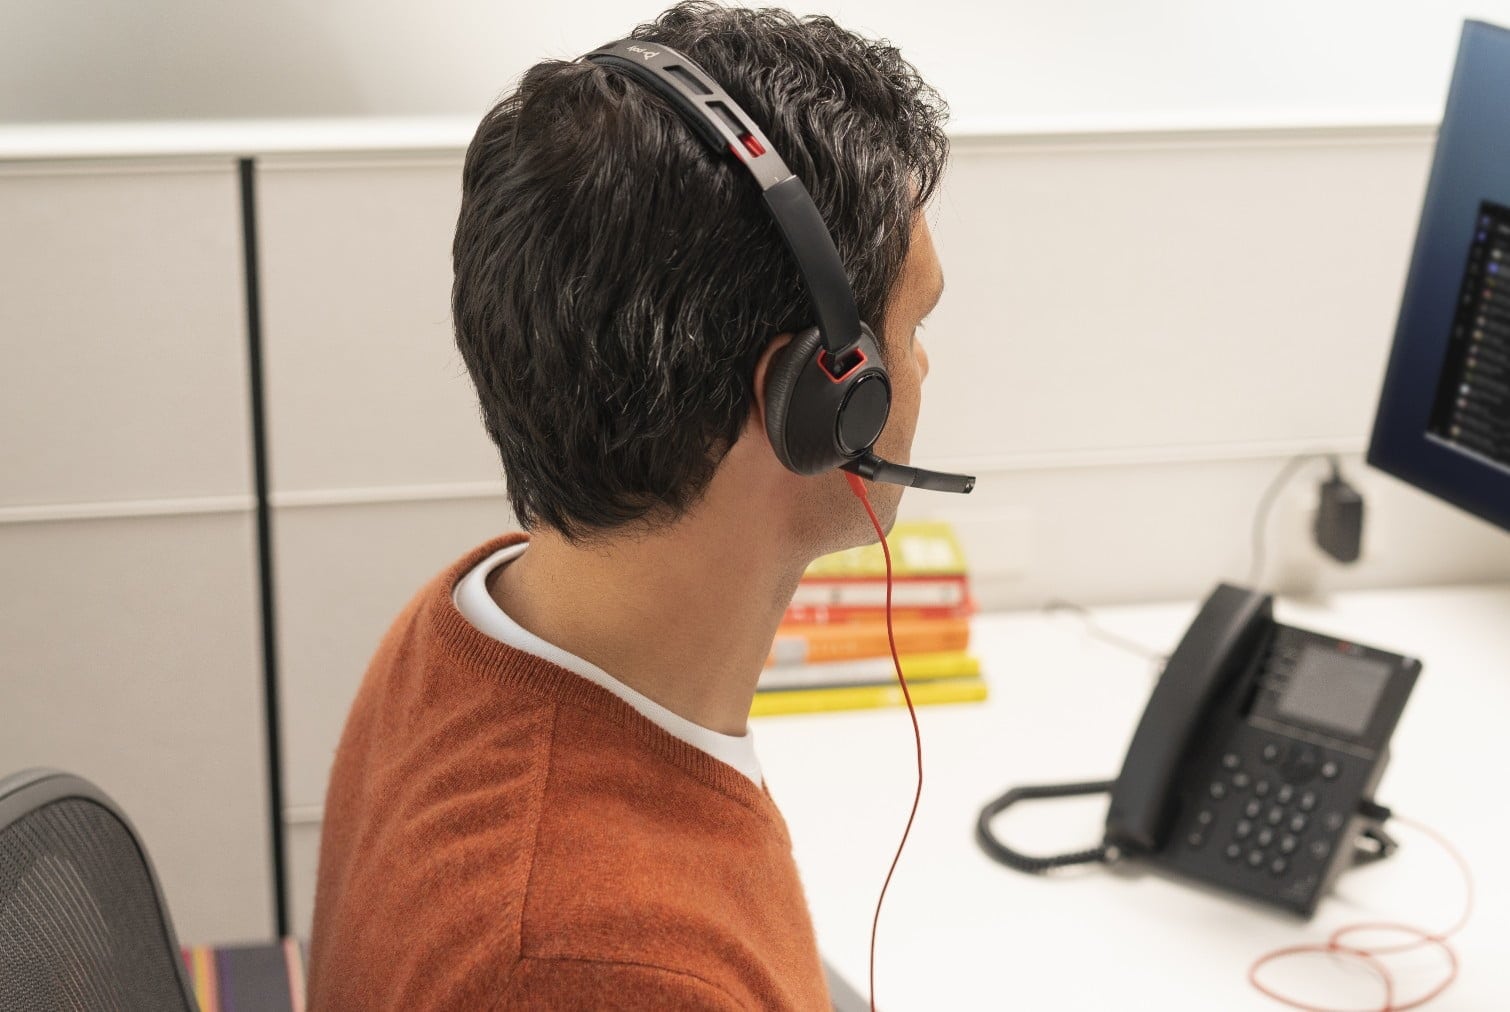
[4,122,1509,942]
[911,127,1510,605]
[0,159,275,943]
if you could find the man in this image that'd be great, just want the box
[308,2,949,1007]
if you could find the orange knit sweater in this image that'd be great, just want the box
[307,535,830,1010]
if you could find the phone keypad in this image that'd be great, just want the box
[1185,736,1354,902]
[1152,622,1417,917]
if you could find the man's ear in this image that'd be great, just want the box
[747,331,797,445]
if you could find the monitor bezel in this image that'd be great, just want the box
[1367,19,1510,533]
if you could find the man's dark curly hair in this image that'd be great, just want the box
[452,1,949,540]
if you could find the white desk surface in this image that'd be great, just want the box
[754,581,1510,1011]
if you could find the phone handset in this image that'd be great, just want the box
[1103,584,1272,853]
[976,583,1273,871]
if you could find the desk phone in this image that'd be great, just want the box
[978,584,1421,917]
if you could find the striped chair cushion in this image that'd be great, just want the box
[181,939,307,1012]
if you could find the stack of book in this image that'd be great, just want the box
[750,520,986,717]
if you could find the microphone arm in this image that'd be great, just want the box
[842,451,975,494]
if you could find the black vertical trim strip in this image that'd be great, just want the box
[238,156,289,938]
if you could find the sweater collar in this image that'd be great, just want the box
[428,534,782,820]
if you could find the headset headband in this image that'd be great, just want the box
[584,39,864,360]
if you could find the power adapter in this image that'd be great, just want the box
[1314,462,1365,564]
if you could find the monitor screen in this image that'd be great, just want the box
[1426,200,1510,465]
[1368,20,1510,532]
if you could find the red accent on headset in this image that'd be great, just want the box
[741,134,765,157]
[818,347,867,384]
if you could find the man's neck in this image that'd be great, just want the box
[488,497,808,737]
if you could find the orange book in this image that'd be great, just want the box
[783,599,976,625]
[767,616,970,666]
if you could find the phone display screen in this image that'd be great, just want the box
[1276,646,1392,738]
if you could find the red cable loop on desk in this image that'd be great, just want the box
[1246,816,1473,1011]
[844,472,923,1012]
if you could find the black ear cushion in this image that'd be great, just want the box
[763,326,826,471]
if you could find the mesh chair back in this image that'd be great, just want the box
[0,769,196,1011]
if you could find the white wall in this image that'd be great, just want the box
[4,1,1510,127]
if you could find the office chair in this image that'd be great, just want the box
[0,768,197,1011]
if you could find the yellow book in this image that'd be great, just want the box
[757,650,980,692]
[750,674,988,717]
[802,520,967,579]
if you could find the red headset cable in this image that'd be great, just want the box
[845,472,924,1012]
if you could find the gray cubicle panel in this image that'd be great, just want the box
[915,132,1432,466]
[251,153,512,935]
[904,128,1510,601]
[0,159,275,944]
[254,154,499,494]
[0,163,255,503]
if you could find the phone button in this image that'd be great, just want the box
[1281,746,1319,783]
[1231,771,1251,791]
[1279,834,1299,854]
[1253,779,1271,797]
[1235,819,1253,839]
[1309,840,1331,861]
[1256,828,1275,848]
[1222,752,1241,770]
[1261,742,1282,764]
[1186,832,1206,848]
[1208,781,1228,800]
[1269,857,1289,877]
[1247,849,1265,868]
[1265,806,1285,826]
[1289,813,1308,834]
[1276,784,1295,805]
[1298,790,1318,811]
[1243,799,1262,819]
[1320,760,1341,781]
[1225,843,1243,862]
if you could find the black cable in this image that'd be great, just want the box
[975,779,1118,873]
[1247,453,1336,590]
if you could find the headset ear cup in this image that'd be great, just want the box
[763,326,826,472]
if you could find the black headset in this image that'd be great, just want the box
[583,39,974,495]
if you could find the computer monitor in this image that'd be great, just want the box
[1368,20,1510,532]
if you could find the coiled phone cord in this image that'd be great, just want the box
[974,779,1118,872]
[975,786,1474,1009]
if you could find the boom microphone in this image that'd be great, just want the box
[841,451,975,494]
